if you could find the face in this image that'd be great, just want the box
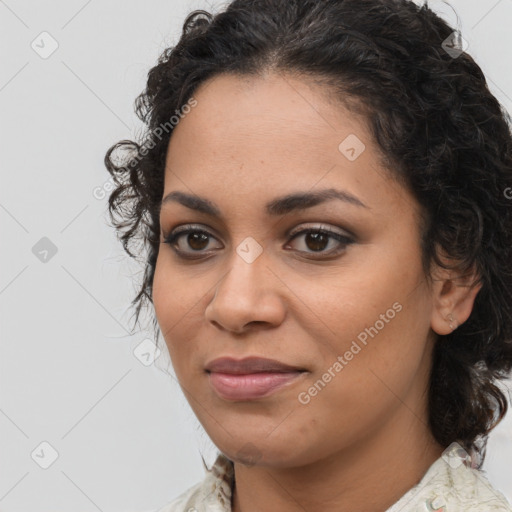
[153,72,439,468]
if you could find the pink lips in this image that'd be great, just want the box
[205,356,307,400]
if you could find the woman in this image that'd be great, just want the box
[104,0,512,510]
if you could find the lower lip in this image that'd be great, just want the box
[208,371,305,400]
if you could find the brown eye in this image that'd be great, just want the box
[302,232,330,252]
[285,226,354,256]
[186,232,210,251]
[163,223,354,260]
[163,226,222,257]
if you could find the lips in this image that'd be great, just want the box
[205,357,307,400]
[205,356,305,374]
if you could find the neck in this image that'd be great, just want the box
[231,410,445,512]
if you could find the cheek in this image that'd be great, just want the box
[297,252,429,401]
[152,255,173,329]
[295,257,419,357]
[153,253,199,323]
[292,313,428,456]
[152,255,194,362]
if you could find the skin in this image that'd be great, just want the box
[152,72,482,512]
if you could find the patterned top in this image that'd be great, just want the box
[154,442,512,512]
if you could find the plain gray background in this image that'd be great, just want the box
[1,0,511,510]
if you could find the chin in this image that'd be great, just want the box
[212,434,318,469]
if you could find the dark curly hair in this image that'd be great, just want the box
[104,0,512,467]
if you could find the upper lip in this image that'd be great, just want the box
[205,356,306,374]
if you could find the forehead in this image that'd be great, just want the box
[163,72,413,217]
[167,75,371,171]
[168,72,371,158]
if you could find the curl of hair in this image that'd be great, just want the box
[104,0,512,465]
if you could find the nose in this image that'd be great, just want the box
[204,246,286,334]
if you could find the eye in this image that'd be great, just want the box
[284,224,354,257]
[162,224,222,259]
[162,223,354,259]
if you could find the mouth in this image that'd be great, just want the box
[205,356,306,374]
[205,356,308,401]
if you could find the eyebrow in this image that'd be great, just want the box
[160,188,369,219]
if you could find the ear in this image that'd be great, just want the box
[430,255,483,336]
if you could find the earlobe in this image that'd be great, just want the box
[446,313,458,330]
[430,263,483,336]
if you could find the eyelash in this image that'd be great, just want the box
[162,224,355,260]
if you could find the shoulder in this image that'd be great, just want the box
[154,453,234,512]
[387,443,512,512]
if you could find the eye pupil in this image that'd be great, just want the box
[188,232,209,250]
[306,232,328,251]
